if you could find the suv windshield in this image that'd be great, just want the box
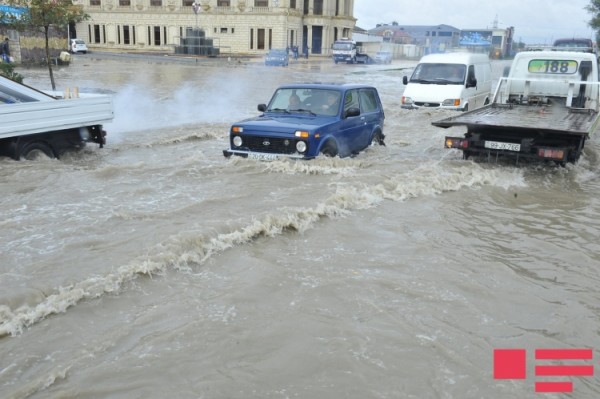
[267,88,341,116]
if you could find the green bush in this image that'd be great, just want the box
[0,62,24,83]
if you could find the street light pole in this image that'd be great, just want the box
[192,1,199,28]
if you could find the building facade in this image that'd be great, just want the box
[73,0,356,56]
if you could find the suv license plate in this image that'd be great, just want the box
[249,153,279,161]
[484,141,521,152]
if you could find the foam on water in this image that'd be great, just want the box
[0,161,525,337]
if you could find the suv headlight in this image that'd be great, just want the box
[233,136,243,147]
[296,141,307,153]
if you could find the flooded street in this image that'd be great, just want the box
[1,54,600,398]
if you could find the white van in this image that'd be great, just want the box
[401,52,492,111]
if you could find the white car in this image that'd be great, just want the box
[70,39,88,54]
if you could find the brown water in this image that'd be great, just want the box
[1,55,600,398]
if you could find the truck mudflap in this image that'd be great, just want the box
[444,135,582,164]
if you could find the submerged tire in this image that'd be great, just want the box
[371,131,386,146]
[19,142,55,160]
[320,141,338,157]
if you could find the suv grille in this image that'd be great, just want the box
[237,135,305,154]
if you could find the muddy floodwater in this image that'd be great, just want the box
[1,54,600,398]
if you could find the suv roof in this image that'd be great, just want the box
[277,83,376,91]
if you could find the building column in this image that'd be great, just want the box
[323,24,330,55]
[338,0,345,16]
[306,24,312,55]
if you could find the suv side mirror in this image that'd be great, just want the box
[258,104,267,112]
[345,107,360,118]
[402,76,408,85]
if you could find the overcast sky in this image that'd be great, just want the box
[354,0,594,44]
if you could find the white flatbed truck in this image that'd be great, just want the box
[433,50,600,164]
[0,75,113,160]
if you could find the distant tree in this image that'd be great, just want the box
[586,0,600,42]
[2,0,88,90]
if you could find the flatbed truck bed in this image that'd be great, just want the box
[433,100,599,136]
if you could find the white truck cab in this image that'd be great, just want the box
[402,52,492,111]
[499,50,599,110]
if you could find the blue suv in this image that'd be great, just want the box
[223,83,385,160]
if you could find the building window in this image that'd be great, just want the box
[123,25,131,44]
[90,0,101,5]
[221,27,228,33]
[254,0,268,6]
[93,24,101,43]
[218,0,230,5]
[232,28,234,34]
[313,0,322,14]
[250,28,254,50]
[183,0,194,6]
[154,26,161,45]
[150,0,162,5]
[257,28,265,49]
[119,0,130,5]
[290,0,295,8]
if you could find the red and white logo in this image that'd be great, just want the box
[494,348,594,393]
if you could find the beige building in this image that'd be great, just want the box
[74,0,356,56]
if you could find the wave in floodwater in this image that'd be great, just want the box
[0,161,525,337]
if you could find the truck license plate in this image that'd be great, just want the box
[484,141,521,152]
[249,153,279,161]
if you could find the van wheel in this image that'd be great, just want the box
[19,142,55,160]
[320,141,338,157]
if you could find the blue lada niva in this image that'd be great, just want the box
[223,83,385,160]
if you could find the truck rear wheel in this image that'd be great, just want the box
[19,142,55,160]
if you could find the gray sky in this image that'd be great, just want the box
[354,0,594,44]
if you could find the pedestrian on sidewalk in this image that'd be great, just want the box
[2,38,11,63]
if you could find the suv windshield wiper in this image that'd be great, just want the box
[288,108,316,116]
[268,108,291,114]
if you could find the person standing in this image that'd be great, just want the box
[2,38,10,63]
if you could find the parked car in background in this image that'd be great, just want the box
[70,39,88,54]
[265,49,289,66]
[223,83,386,160]
[374,51,392,64]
